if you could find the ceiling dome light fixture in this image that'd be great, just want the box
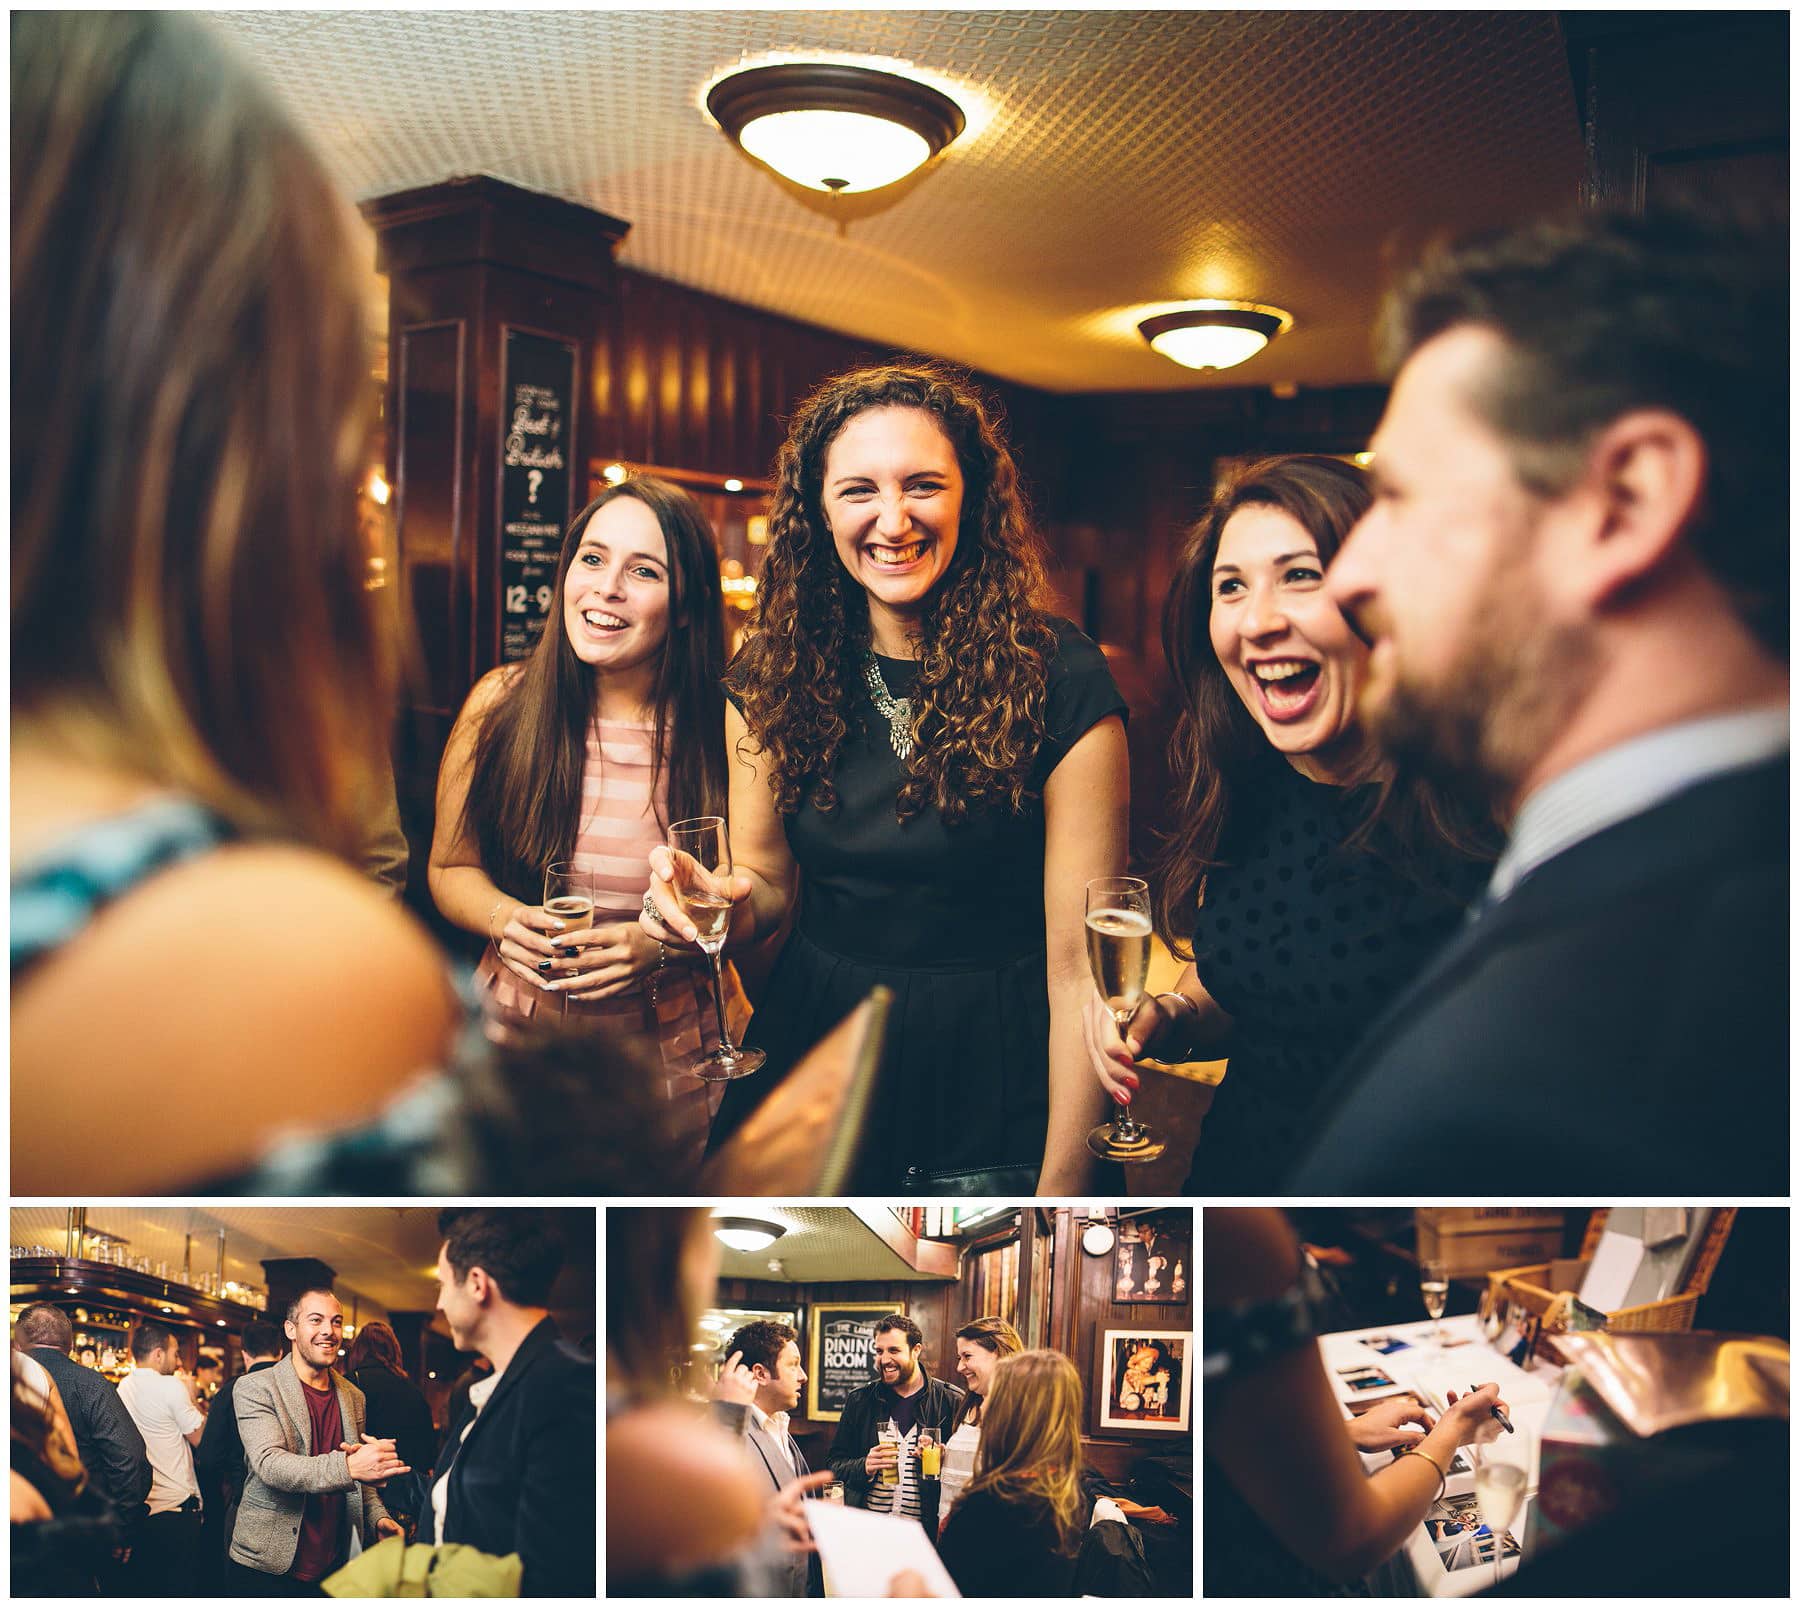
[707,63,966,195]
[713,1215,787,1253]
[1138,301,1295,372]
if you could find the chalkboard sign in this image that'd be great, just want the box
[805,1302,907,1422]
[497,327,577,664]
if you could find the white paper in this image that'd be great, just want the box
[804,1500,963,1599]
[1579,1230,1646,1311]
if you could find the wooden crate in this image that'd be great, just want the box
[1416,1209,1565,1279]
[1485,1208,1735,1334]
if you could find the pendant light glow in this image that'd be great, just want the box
[708,63,966,195]
[1138,303,1294,372]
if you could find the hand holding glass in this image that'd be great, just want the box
[542,861,594,1017]
[1084,876,1166,1162]
[668,816,765,1081]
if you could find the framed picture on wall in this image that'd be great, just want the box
[1098,1329,1190,1433]
[1114,1211,1190,1303]
[806,1302,906,1423]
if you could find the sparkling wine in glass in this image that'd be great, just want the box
[543,861,595,1019]
[1083,876,1166,1163]
[1420,1258,1449,1342]
[668,816,765,1081]
[1473,1441,1527,1591]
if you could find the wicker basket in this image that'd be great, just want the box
[1483,1208,1735,1335]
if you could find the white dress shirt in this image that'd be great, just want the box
[1486,706,1787,906]
[116,1368,203,1514]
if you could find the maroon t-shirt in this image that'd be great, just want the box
[291,1379,347,1583]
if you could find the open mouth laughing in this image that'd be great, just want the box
[1247,656,1324,720]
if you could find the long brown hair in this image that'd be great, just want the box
[954,1316,1024,1427]
[345,1320,405,1379]
[1155,455,1492,953]
[605,1207,712,1399]
[962,1349,1085,1554]
[729,363,1056,825]
[12,12,390,859]
[460,477,727,899]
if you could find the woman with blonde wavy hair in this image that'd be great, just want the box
[644,362,1130,1194]
[938,1348,1085,1596]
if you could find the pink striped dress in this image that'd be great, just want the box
[474,716,748,1165]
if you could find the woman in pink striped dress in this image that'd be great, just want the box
[428,477,744,1165]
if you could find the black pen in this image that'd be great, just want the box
[1472,1384,1515,1434]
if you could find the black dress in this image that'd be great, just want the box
[1185,763,1487,1193]
[713,616,1128,1192]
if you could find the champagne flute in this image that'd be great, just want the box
[543,861,594,1020]
[1472,1436,1528,1591]
[1083,876,1167,1163]
[668,816,765,1080]
[1420,1258,1449,1343]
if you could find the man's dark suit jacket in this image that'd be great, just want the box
[439,1317,595,1597]
[1287,758,1787,1194]
[26,1347,151,1520]
[195,1357,278,1544]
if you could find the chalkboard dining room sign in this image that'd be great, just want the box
[497,327,577,664]
[806,1302,907,1422]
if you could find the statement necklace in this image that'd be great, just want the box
[862,652,915,761]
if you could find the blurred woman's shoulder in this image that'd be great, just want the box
[13,836,458,1191]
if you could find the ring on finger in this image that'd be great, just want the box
[642,891,662,924]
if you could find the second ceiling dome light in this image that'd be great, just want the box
[707,62,967,195]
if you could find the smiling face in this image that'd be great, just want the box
[1328,326,1593,802]
[871,1327,921,1391]
[821,406,964,629]
[955,1338,999,1397]
[1209,503,1369,781]
[561,494,672,676]
[759,1339,807,1413]
[285,1291,344,1371]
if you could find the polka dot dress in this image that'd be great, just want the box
[1185,765,1487,1191]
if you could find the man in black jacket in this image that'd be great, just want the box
[826,1316,963,1533]
[14,1301,151,1589]
[433,1209,595,1597]
[193,1320,283,1589]
[1294,207,1787,1194]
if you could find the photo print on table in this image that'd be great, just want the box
[1425,1494,1521,1571]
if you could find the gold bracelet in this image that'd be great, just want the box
[487,898,512,944]
[1396,1446,1447,1502]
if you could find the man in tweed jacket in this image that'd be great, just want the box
[228,1287,407,1590]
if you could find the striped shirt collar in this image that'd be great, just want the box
[1486,705,1788,906]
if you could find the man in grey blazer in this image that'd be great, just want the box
[711,1320,830,1597]
[228,1287,408,1593]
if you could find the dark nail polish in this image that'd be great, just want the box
[536,958,552,973]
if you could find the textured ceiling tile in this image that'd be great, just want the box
[209,9,1581,392]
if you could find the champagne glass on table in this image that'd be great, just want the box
[1420,1258,1449,1343]
[542,861,594,1019]
[1084,876,1166,1163]
[668,816,765,1080]
[1472,1433,1528,1591]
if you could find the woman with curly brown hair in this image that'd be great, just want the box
[1081,456,1493,1191]
[644,363,1129,1193]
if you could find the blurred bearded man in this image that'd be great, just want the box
[1292,207,1785,1193]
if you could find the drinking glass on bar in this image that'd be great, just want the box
[1083,876,1167,1163]
[1420,1258,1449,1342]
[668,816,765,1080]
[542,860,595,1020]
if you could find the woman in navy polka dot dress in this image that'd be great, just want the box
[1083,457,1494,1191]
